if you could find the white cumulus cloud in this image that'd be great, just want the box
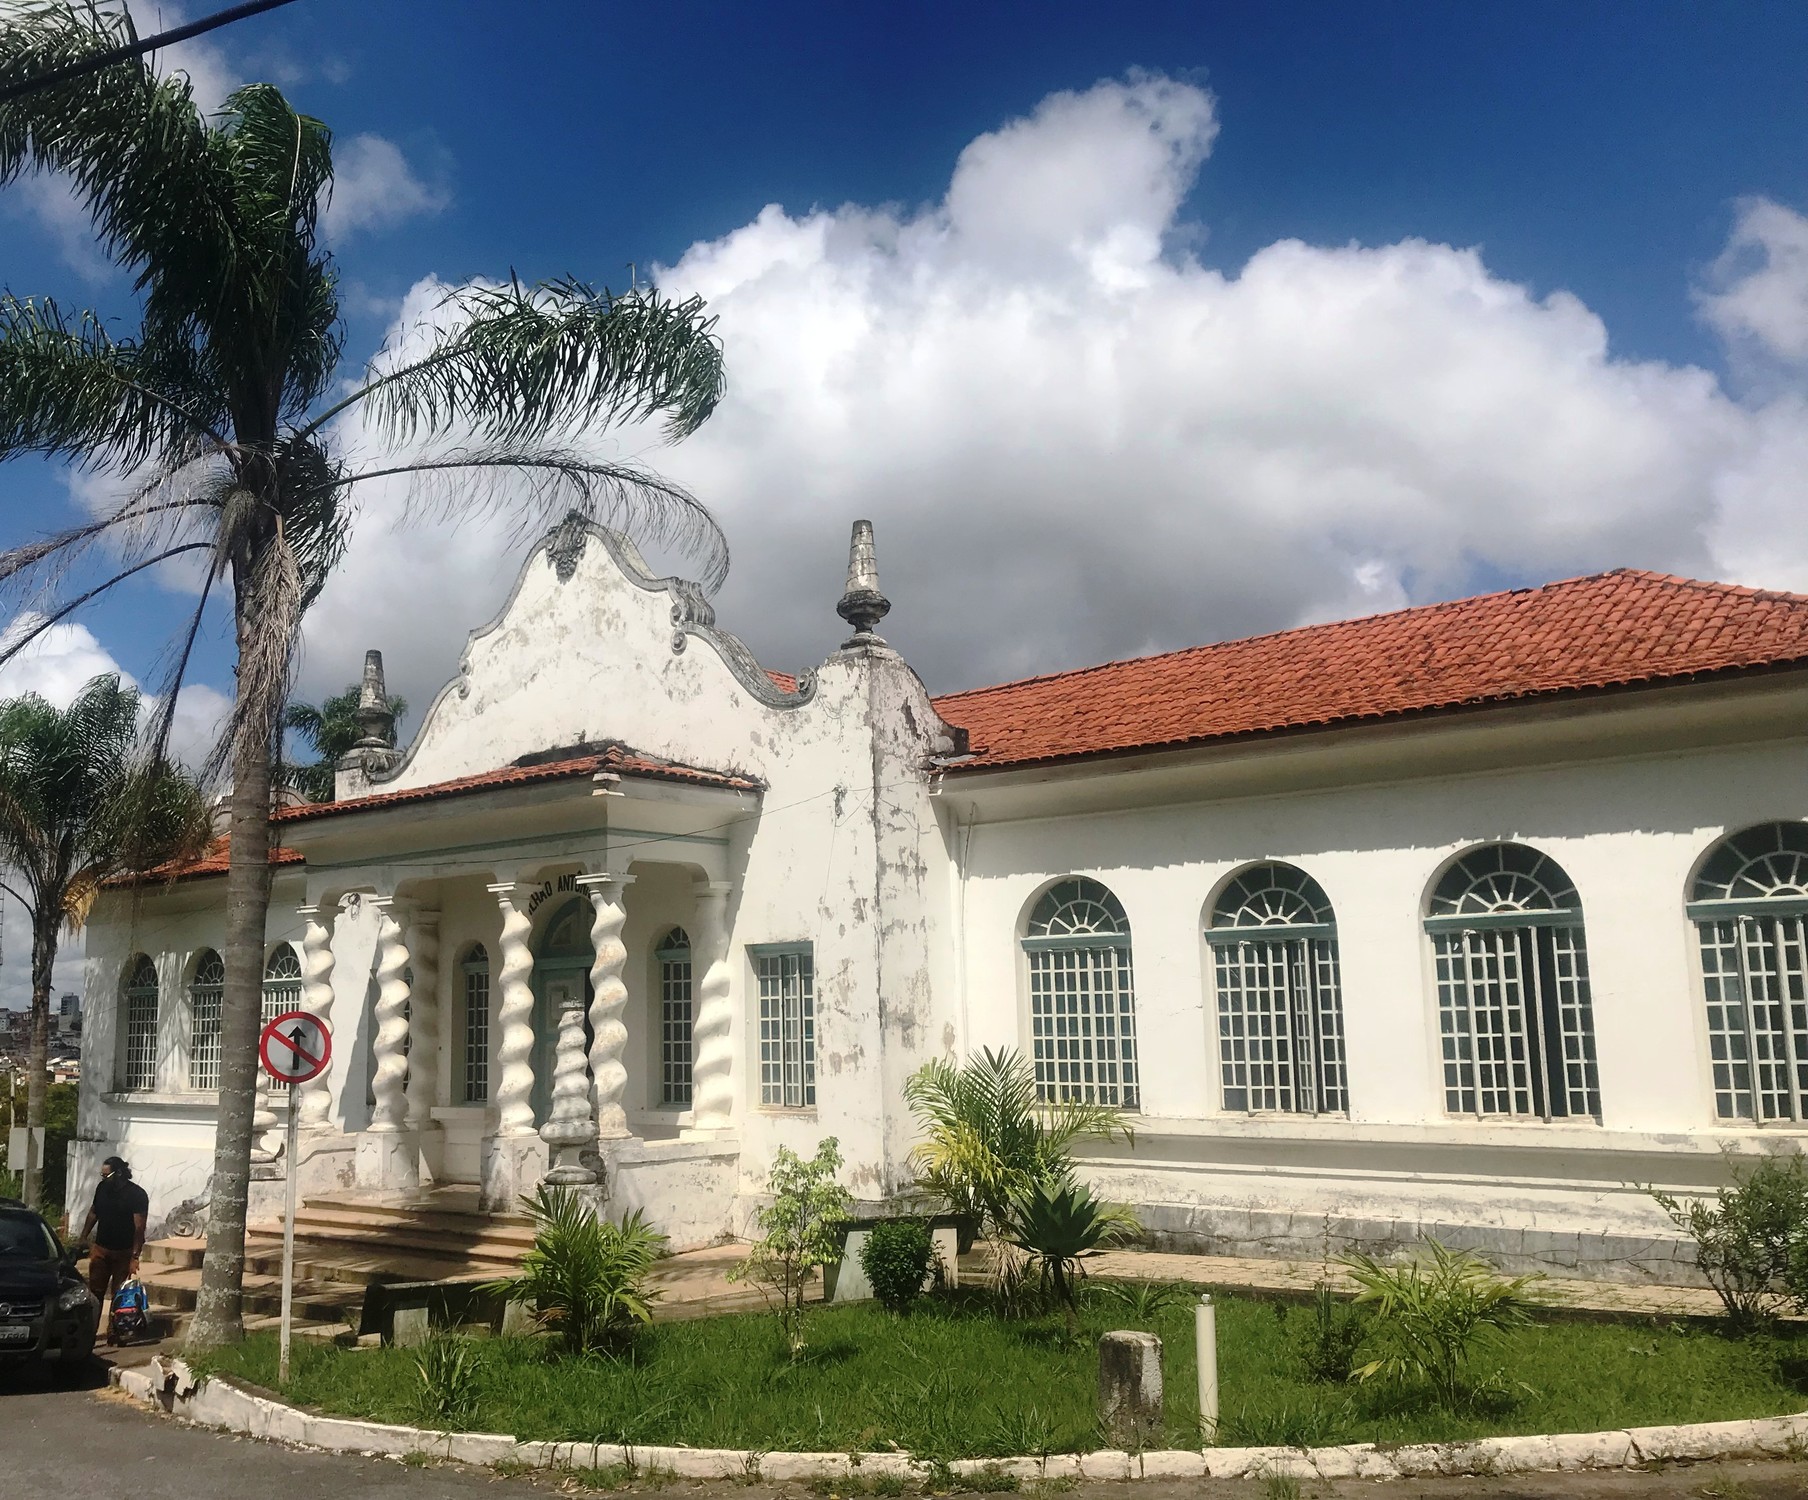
[1698,196,1808,372]
[289,74,1808,716]
[324,134,450,238]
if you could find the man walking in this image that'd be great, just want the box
[79,1156,148,1343]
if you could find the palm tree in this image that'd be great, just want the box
[0,5,727,1347]
[0,673,208,1210]
[281,683,405,803]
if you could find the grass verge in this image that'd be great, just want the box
[198,1287,1808,1457]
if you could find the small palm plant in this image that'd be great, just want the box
[903,1048,1131,1244]
[1003,1177,1137,1332]
[486,1185,667,1356]
[1341,1240,1540,1405]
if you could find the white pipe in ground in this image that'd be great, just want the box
[1196,1293,1219,1441]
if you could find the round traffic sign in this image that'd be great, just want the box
[259,1010,332,1085]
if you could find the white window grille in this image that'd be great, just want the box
[263,946,304,1092]
[658,927,693,1106]
[1425,844,1600,1122]
[1022,878,1139,1108]
[1690,821,1808,1122]
[756,945,814,1108]
[187,950,225,1090]
[1208,863,1346,1114]
[462,944,490,1103]
[121,955,159,1091]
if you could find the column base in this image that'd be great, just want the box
[356,1129,421,1192]
[481,1132,547,1212]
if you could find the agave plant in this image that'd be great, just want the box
[486,1185,667,1355]
[1002,1177,1137,1331]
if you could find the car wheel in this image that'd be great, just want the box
[57,1321,98,1382]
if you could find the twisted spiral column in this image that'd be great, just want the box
[540,984,598,1183]
[577,872,634,1140]
[403,908,441,1131]
[366,898,412,1131]
[488,882,538,1138]
[688,880,735,1131]
[250,1075,279,1162]
[295,902,338,1128]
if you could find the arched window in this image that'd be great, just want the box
[1022,878,1139,1108]
[658,927,694,1107]
[188,950,225,1090]
[1689,822,1808,1122]
[121,955,160,1091]
[461,943,490,1104]
[1425,844,1600,1121]
[1208,864,1347,1114]
[263,946,304,1092]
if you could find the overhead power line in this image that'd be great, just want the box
[0,0,304,105]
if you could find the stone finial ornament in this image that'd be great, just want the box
[352,649,397,750]
[836,519,891,645]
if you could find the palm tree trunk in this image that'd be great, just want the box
[185,704,275,1349]
[20,916,54,1211]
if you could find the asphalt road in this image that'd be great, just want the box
[6,1354,1808,1500]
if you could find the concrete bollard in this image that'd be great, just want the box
[391,1305,432,1348]
[1098,1329,1163,1447]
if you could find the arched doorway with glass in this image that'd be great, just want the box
[532,895,594,1126]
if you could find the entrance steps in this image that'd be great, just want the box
[138,1189,535,1334]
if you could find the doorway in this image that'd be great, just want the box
[532,897,594,1126]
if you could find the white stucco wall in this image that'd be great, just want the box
[941,722,1808,1277]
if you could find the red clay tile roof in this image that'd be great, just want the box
[273,742,762,824]
[112,836,305,887]
[931,570,1808,773]
[766,669,799,692]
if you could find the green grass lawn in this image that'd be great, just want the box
[200,1287,1808,1457]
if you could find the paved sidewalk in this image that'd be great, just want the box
[1082,1245,1728,1318]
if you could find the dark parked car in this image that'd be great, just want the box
[0,1197,98,1375]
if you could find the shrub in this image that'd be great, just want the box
[729,1137,853,1356]
[902,1048,1131,1246]
[1291,1281,1367,1384]
[1654,1153,1808,1328]
[1340,1240,1539,1405]
[410,1334,481,1427]
[860,1217,934,1313]
[486,1185,666,1355]
[1002,1177,1137,1331]
[1095,1278,1189,1323]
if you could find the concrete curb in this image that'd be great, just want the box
[110,1362,1808,1482]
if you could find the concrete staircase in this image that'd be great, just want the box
[140,1190,534,1337]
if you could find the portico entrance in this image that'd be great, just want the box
[531,896,594,1127]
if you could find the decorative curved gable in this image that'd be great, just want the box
[359,513,815,794]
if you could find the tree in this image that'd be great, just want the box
[0,4,727,1346]
[281,683,405,803]
[728,1137,853,1357]
[0,674,208,1210]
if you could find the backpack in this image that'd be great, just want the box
[110,1278,151,1342]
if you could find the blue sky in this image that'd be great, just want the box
[2,0,1807,736]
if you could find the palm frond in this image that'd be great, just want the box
[314,277,724,449]
[325,445,729,591]
[0,294,230,462]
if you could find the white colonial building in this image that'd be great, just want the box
[71,515,1808,1283]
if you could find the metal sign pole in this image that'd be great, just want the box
[278,1092,299,1384]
